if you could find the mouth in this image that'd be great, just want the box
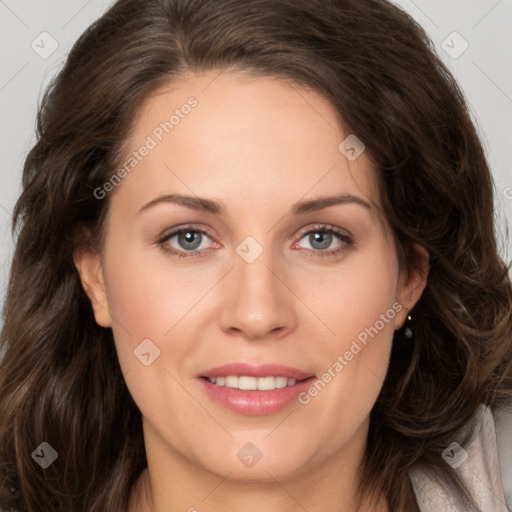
[200,375,311,390]
[197,363,317,415]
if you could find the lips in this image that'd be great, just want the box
[196,363,317,415]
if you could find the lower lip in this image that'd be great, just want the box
[198,377,317,415]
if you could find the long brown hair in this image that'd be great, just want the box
[1,0,511,510]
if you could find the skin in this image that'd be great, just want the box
[74,70,428,512]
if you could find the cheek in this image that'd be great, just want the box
[296,240,399,424]
[103,248,205,341]
[299,238,400,353]
[100,243,219,399]
[101,253,195,423]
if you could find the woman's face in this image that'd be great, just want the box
[75,70,426,484]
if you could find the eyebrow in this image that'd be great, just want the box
[138,192,373,216]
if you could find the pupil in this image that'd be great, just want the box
[310,231,332,250]
[179,231,201,250]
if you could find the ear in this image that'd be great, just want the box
[394,244,429,329]
[73,244,112,328]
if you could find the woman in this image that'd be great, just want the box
[0,0,511,511]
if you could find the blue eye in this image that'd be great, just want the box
[304,231,335,250]
[294,226,353,257]
[172,230,204,251]
[159,227,214,257]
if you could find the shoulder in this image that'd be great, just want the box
[409,401,512,512]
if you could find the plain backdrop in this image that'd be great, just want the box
[1,0,511,324]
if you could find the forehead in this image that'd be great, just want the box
[112,70,380,216]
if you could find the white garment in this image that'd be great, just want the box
[409,402,512,512]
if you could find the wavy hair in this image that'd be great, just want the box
[1,0,511,510]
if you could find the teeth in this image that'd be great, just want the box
[207,376,298,390]
[225,376,238,388]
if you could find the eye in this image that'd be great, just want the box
[293,225,354,257]
[158,226,217,257]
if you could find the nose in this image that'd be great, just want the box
[219,247,298,341]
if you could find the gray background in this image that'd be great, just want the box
[1,0,511,319]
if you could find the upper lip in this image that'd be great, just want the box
[199,363,315,381]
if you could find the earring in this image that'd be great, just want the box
[404,315,413,339]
